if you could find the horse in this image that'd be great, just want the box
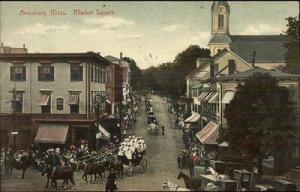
[177,171,202,191]
[42,166,76,190]
[10,153,34,179]
[81,162,105,184]
[105,171,117,192]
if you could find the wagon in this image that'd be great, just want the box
[148,123,159,135]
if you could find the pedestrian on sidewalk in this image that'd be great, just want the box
[161,125,165,135]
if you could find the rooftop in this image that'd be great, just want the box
[230,35,287,63]
[218,67,300,81]
[0,52,112,65]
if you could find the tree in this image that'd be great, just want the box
[172,45,211,97]
[122,57,143,90]
[220,73,296,176]
[141,45,210,97]
[282,17,300,74]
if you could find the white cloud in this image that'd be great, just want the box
[79,28,100,34]
[117,34,141,40]
[190,31,210,41]
[162,24,182,31]
[240,24,282,35]
[16,23,69,36]
[84,16,135,30]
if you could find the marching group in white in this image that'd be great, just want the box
[117,136,146,162]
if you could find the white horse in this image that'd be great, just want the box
[162,179,191,191]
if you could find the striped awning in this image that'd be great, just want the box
[35,124,69,144]
[196,121,219,145]
[184,113,200,123]
[209,93,219,103]
[200,92,210,101]
[38,95,50,106]
[98,124,111,138]
[202,92,215,102]
[69,94,79,105]
[222,91,235,104]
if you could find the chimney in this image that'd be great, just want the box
[120,52,123,60]
[23,44,26,49]
[252,51,256,67]
[1,42,3,47]
[196,58,211,68]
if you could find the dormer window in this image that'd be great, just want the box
[218,14,224,29]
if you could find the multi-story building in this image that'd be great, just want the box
[0,52,111,149]
[103,57,123,116]
[105,53,131,106]
[185,1,300,171]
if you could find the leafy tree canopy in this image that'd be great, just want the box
[221,73,296,162]
[282,17,300,74]
[141,45,210,97]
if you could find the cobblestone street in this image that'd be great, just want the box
[1,95,187,191]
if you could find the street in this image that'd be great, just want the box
[1,95,186,191]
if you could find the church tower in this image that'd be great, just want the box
[208,1,232,56]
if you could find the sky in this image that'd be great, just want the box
[0,1,299,69]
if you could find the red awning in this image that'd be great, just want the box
[196,121,219,145]
[69,94,79,105]
[35,124,69,144]
[38,95,50,106]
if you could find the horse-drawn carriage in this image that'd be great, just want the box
[148,123,159,135]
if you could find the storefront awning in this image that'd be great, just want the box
[35,124,69,144]
[38,95,50,106]
[202,92,215,102]
[184,113,200,123]
[199,92,209,101]
[106,99,111,104]
[196,121,219,145]
[222,91,235,104]
[69,94,79,105]
[209,92,219,103]
[98,124,111,138]
[193,97,201,105]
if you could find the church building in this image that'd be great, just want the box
[208,1,286,70]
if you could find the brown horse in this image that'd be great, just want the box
[42,166,76,190]
[10,154,34,179]
[177,171,202,190]
[81,162,106,184]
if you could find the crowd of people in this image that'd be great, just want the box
[117,136,146,166]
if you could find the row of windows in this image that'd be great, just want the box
[90,64,108,83]
[11,92,80,114]
[10,64,110,82]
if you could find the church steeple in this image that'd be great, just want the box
[211,1,230,34]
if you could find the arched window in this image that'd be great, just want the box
[218,14,224,29]
[56,98,64,110]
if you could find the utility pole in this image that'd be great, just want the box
[95,95,100,152]
[11,84,17,151]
